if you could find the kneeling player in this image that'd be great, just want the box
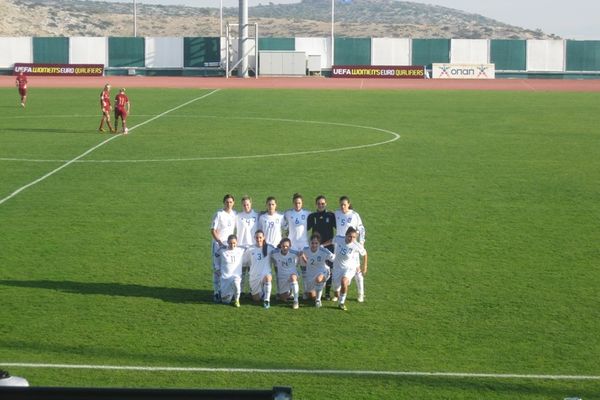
[332,227,368,311]
[216,234,244,307]
[243,230,275,309]
[300,233,335,308]
[271,238,301,309]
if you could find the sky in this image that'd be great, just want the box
[115,0,600,39]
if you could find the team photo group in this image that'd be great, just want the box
[210,193,368,311]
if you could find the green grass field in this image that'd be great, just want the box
[1,86,599,399]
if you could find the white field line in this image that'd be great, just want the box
[1,362,598,381]
[0,114,157,119]
[0,118,400,163]
[0,89,220,206]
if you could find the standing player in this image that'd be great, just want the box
[210,194,237,303]
[284,193,311,251]
[335,196,366,241]
[243,230,275,309]
[114,88,130,134]
[334,195,367,302]
[284,193,311,298]
[300,233,335,308]
[98,84,115,133]
[332,227,368,311]
[15,71,27,107]
[307,195,336,300]
[215,234,244,307]
[236,195,258,294]
[271,238,301,309]
[258,196,287,247]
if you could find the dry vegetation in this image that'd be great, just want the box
[0,0,558,39]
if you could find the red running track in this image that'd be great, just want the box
[2,75,600,91]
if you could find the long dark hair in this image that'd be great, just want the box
[339,195,353,210]
[255,229,268,257]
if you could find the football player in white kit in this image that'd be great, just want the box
[258,196,287,247]
[284,193,311,299]
[216,234,245,307]
[284,193,311,251]
[334,195,367,302]
[271,238,301,309]
[332,227,368,311]
[300,233,335,308]
[210,194,237,303]
[243,230,276,309]
[0,370,29,387]
[236,195,258,295]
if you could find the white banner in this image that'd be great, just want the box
[432,63,495,79]
[145,37,184,68]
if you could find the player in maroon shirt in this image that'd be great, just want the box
[15,72,28,107]
[114,88,130,134]
[98,84,115,133]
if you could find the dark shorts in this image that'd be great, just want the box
[18,87,27,96]
[115,109,128,120]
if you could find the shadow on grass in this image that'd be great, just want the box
[0,279,212,304]
[2,128,87,134]
[0,337,596,400]
[0,338,302,372]
[379,374,599,399]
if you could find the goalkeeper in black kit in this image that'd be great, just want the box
[307,195,336,300]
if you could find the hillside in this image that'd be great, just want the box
[0,0,558,39]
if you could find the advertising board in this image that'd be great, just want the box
[13,63,104,76]
[332,65,426,79]
[432,63,495,79]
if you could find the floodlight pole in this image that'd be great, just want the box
[239,0,249,77]
[220,0,223,39]
[133,0,137,37]
[331,0,335,67]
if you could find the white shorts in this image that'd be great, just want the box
[212,241,223,269]
[305,266,330,293]
[276,268,298,294]
[249,272,270,297]
[220,275,241,303]
[332,266,358,292]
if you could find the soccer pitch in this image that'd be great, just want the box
[1,86,599,399]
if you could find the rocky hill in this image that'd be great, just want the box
[0,0,558,39]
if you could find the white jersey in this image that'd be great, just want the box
[334,209,366,243]
[211,209,237,243]
[303,245,335,272]
[332,235,366,271]
[236,210,259,247]
[284,208,311,251]
[303,245,334,292]
[258,211,287,247]
[271,248,300,277]
[243,244,275,280]
[271,248,300,294]
[217,247,245,279]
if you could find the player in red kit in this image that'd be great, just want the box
[98,84,115,133]
[114,88,130,134]
[15,72,28,107]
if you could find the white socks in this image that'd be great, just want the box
[315,281,324,302]
[292,281,299,303]
[355,270,365,298]
[263,281,272,302]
